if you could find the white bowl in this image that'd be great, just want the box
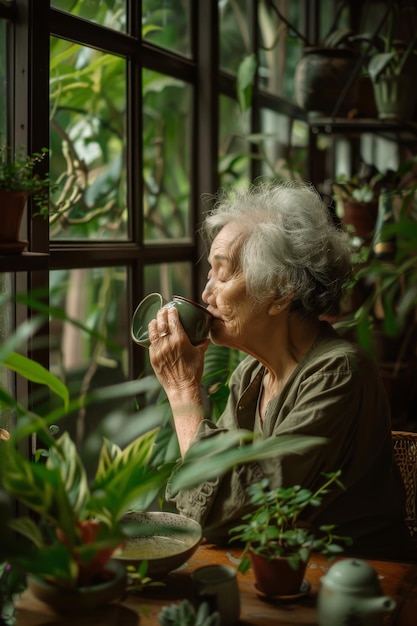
[115,511,202,577]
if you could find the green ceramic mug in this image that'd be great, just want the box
[131,293,213,348]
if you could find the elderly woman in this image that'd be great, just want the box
[148,180,415,561]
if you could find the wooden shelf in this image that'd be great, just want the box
[0,252,49,273]
[308,117,417,140]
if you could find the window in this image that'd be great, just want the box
[1,0,309,447]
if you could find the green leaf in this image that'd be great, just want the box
[368,53,395,82]
[236,53,257,112]
[172,434,327,491]
[94,428,159,484]
[47,433,90,518]
[8,516,45,548]
[0,317,44,363]
[2,352,69,408]
[2,444,66,522]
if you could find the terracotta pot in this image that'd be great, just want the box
[249,551,307,597]
[26,559,127,614]
[342,200,378,240]
[0,190,28,254]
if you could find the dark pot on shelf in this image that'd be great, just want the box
[356,76,378,118]
[295,48,360,117]
[0,190,28,254]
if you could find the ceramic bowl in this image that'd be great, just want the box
[114,511,202,577]
[131,293,213,347]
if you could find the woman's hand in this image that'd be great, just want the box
[148,306,210,456]
[148,306,209,402]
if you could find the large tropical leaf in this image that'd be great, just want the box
[2,352,69,408]
[172,433,328,491]
[8,516,45,549]
[2,443,76,542]
[94,427,159,484]
[87,462,174,526]
[47,433,90,518]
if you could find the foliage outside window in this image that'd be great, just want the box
[219,0,251,75]
[142,0,191,57]
[49,38,127,241]
[0,20,6,142]
[142,69,192,242]
[50,0,127,32]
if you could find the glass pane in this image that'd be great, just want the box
[142,0,191,57]
[259,109,308,181]
[319,0,349,42]
[49,267,128,447]
[51,0,127,32]
[219,0,251,75]
[143,69,192,242]
[218,94,251,188]
[258,0,303,100]
[144,262,193,303]
[0,20,6,144]
[49,38,127,241]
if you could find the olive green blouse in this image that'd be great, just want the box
[166,322,416,561]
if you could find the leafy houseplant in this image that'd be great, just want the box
[1,428,173,589]
[229,471,352,597]
[367,5,417,120]
[0,145,52,252]
[0,146,50,201]
[332,163,394,242]
[0,310,176,613]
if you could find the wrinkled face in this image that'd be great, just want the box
[201,222,268,349]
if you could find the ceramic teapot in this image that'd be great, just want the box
[317,558,396,626]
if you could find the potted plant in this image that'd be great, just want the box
[0,414,175,613]
[332,163,385,241]
[367,5,417,121]
[229,471,352,598]
[0,144,51,254]
[0,309,176,615]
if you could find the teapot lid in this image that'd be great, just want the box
[322,559,382,593]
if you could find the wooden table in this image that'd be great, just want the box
[14,543,417,626]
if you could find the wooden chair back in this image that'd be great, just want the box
[392,430,417,537]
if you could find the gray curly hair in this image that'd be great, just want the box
[202,180,352,317]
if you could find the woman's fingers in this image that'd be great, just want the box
[148,306,184,343]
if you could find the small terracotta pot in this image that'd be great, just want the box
[249,551,307,597]
[0,190,28,254]
[342,200,378,240]
[0,190,28,241]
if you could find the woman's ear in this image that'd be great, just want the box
[267,298,290,316]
